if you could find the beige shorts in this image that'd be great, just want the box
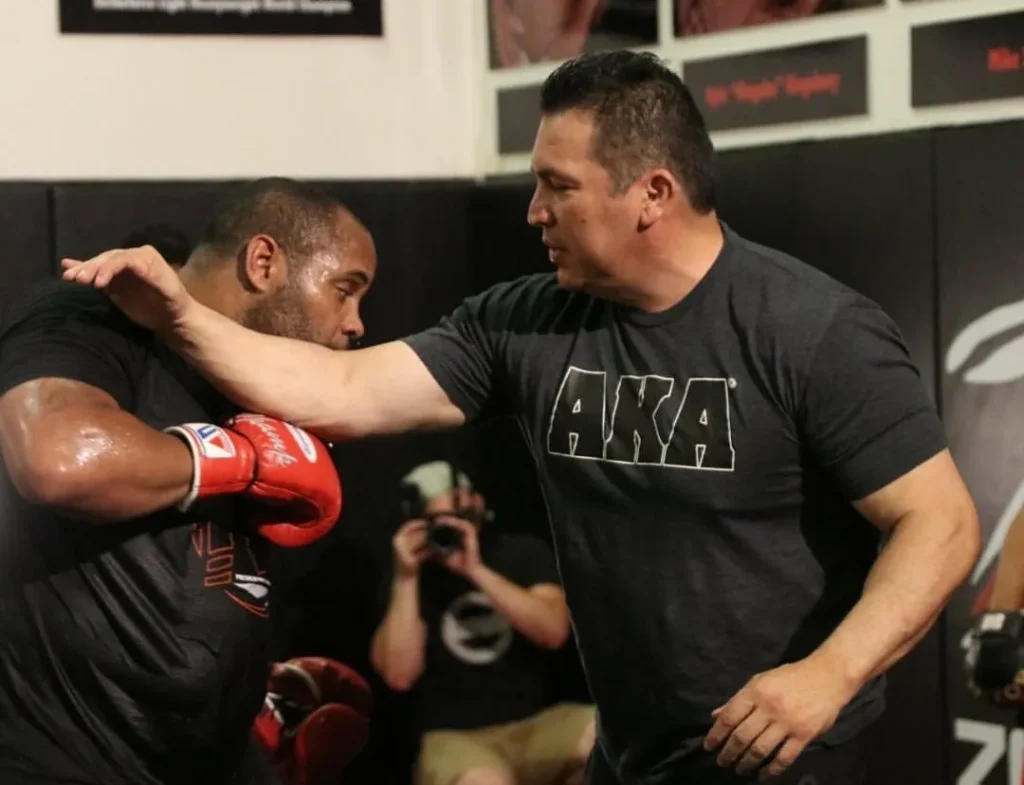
[414,702,596,785]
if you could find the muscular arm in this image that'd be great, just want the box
[168,303,465,441]
[813,449,980,687]
[470,567,571,650]
[369,574,427,691]
[0,378,193,523]
[987,508,1024,610]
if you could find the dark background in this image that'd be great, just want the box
[2,117,1022,785]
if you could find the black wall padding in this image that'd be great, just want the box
[792,131,943,785]
[0,185,54,323]
[937,120,1024,785]
[790,131,937,393]
[51,182,228,260]
[714,143,800,258]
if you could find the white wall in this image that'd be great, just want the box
[0,1,484,180]
[485,0,1024,174]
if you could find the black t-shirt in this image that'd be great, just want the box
[402,224,948,784]
[0,283,277,785]
[401,528,561,733]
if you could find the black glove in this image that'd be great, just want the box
[962,610,1024,706]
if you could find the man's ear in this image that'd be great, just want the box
[241,234,284,293]
[637,169,676,230]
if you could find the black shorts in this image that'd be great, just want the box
[586,732,871,785]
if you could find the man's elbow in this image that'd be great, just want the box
[538,613,572,650]
[10,446,93,509]
[953,502,983,583]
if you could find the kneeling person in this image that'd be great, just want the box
[370,462,595,785]
[0,178,375,785]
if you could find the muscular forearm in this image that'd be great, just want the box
[470,565,569,649]
[988,509,1024,610]
[168,302,345,432]
[22,413,192,524]
[814,510,978,688]
[167,302,462,441]
[370,574,426,691]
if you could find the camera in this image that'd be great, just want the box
[425,516,465,558]
[399,461,493,559]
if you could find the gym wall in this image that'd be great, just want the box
[2,116,1022,785]
[0,1,482,180]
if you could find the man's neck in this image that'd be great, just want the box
[604,212,725,313]
[177,260,244,322]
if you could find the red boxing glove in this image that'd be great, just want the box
[165,414,342,548]
[253,657,372,785]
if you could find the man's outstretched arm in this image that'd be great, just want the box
[171,303,465,440]
[62,247,470,442]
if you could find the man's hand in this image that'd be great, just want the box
[703,653,859,780]
[392,520,430,577]
[436,517,483,579]
[61,246,193,334]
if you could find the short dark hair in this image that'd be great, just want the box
[540,50,716,213]
[121,223,193,268]
[198,177,346,264]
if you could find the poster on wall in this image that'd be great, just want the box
[488,0,658,71]
[674,0,881,38]
[682,37,867,132]
[912,11,1024,107]
[59,0,383,36]
[939,122,1024,785]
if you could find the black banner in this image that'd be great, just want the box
[682,37,867,132]
[60,1,383,36]
[912,11,1024,107]
[938,121,1024,785]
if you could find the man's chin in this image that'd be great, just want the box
[554,267,585,291]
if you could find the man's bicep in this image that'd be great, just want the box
[0,378,124,496]
[339,345,468,442]
[401,302,502,424]
[799,301,948,502]
[852,449,965,532]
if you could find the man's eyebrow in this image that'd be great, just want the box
[532,167,579,185]
[338,270,370,285]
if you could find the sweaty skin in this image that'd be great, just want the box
[0,378,193,523]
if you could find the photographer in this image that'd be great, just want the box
[370,461,594,785]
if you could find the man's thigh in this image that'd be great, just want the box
[415,729,513,785]
[516,703,596,785]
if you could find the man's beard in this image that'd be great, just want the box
[242,286,319,345]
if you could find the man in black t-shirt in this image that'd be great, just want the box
[0,178,375,785]
[370,461,595,785]
[64,53,981,785]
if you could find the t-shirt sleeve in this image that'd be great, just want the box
[401,296,502,423]
[0,286,142,409]
[798,298,947,501]
[508,532,561,588]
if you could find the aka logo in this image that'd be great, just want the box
[441,591,513,665]
[546,367,736,470]
[191,521,271,618]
